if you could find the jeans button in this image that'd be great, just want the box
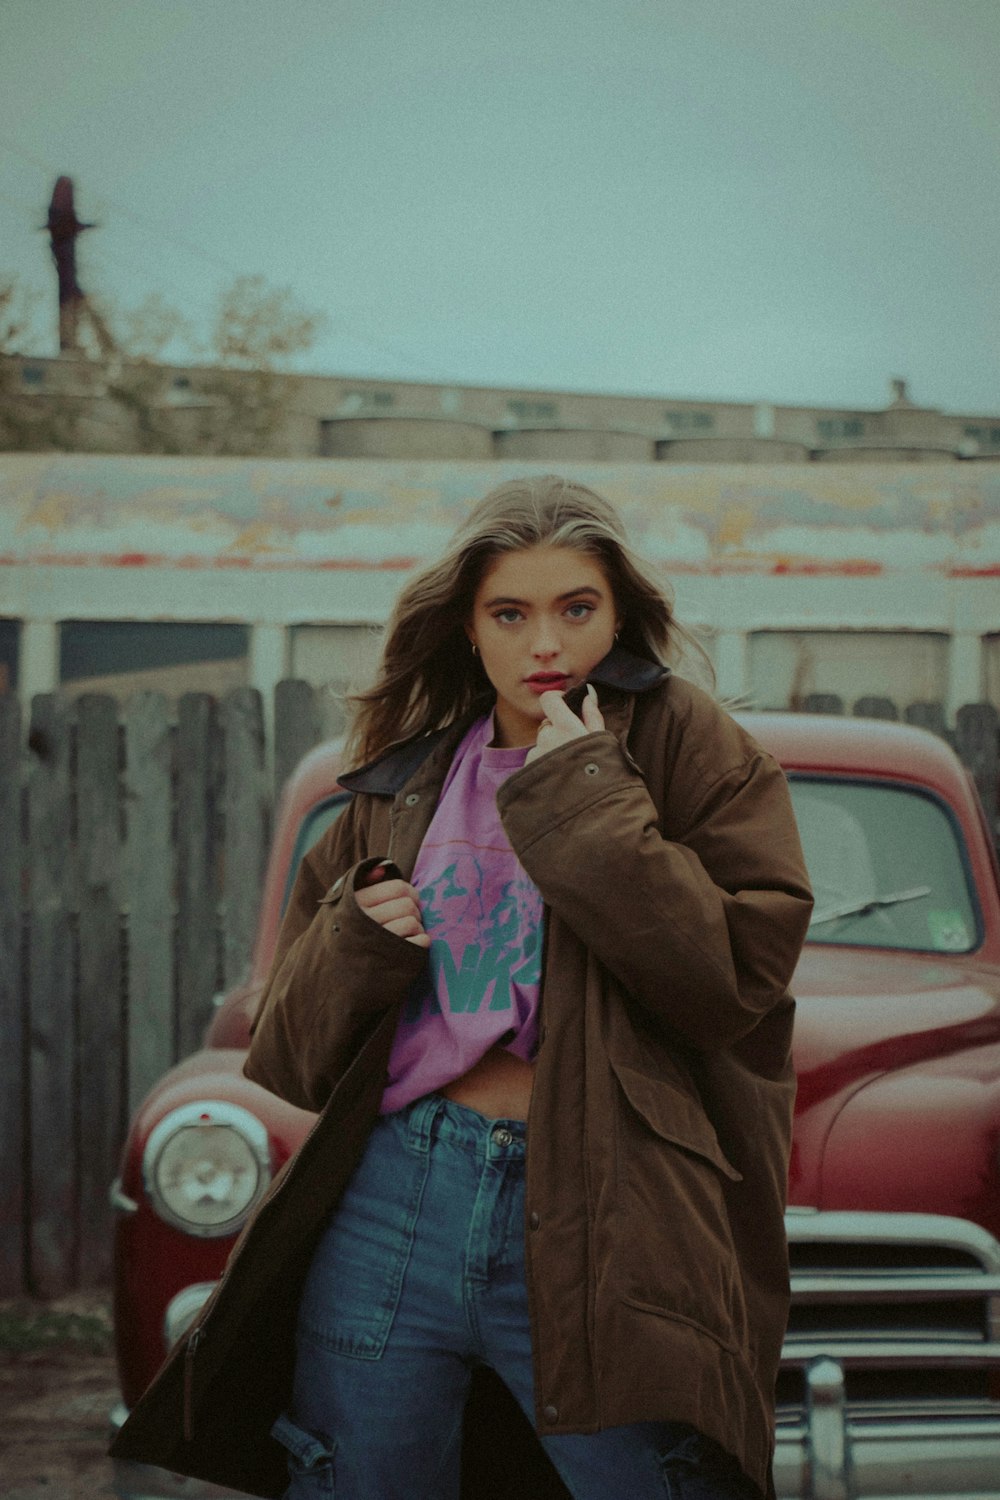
[492,1126,513,1147]
[543,1404,559,1423]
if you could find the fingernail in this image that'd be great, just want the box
[587,683,597,700]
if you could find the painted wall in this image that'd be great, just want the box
[1,455,997,716]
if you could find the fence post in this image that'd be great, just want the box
[0,694,23,1295]
[274,678,322,807]
[76,693,123,1285]
[222,687,269,989]
[177,693,220,1057]
[124,693,174,1117]
[27,694,76,1296]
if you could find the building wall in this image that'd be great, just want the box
[4,354,1000,464]
[2,453,998,725]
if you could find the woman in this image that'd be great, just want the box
[245,473,812,1500]
[112,474,811,1500]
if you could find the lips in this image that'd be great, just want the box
[525,673,569,694]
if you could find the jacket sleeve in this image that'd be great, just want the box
[496,725,812,1051]
[243,796,428,1112]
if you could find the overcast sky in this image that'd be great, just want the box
[1,0,998,413]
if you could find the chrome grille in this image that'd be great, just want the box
[775,1209,1000,1497]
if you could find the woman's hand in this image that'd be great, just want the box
[526,684,605,764]
[356,865,431,948]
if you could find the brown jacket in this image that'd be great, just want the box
[110,654,812,1498]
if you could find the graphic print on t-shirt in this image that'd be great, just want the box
[404,853,543,1021]
[380,712,543,1114]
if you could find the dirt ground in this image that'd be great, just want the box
[0,1294,120,1500]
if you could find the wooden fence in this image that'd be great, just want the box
[0,680,338,1298]
[0,682,997,1298]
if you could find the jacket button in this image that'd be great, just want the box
[529,1211,540,1230]
[543,1405,559,1423]
[404,792,420,806]
[584,762,599,776]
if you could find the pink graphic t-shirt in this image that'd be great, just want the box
[380,713,543,1114]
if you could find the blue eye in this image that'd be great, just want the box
[565,602,594,619]
[494,608,522,624]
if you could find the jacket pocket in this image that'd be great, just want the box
[609,1055,748,1354]
[610,1059,742,1182]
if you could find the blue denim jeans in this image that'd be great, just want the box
[272,1095,757,1500]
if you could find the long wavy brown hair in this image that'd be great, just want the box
[346,474,702,765]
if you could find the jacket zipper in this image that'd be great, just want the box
[183,1324,204,1442]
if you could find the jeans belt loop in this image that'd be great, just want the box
[405,1093,443,1155]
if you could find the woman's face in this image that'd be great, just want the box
[466,543,620,747]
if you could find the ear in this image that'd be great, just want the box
[463,622,477,648]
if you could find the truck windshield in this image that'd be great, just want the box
[286,780,981,956]
[789,778,979,954]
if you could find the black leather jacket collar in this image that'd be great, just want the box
[339,644,670,797]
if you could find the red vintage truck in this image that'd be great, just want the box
[110,710,1000,1499]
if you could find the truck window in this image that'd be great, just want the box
[790,778,979,953]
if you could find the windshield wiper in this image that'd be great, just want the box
[809,886,932,928]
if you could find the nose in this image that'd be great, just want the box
[529,617,561,659]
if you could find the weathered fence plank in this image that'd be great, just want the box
[0,693,23,1295]
[124,693,174,1117]
[177,694,219,1057]
[222,688,269,988]
[853,695,898,721]
[274,678,323,810]
[954,702,1000,838]
[76,694,123,1285]
[27,694,76,1296]
[904,700,949,740]
[802,693,844,715]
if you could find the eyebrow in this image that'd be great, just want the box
[483,586,604,608]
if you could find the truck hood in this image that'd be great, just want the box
[203,945,1000,1129]
[791,944,1000,1113]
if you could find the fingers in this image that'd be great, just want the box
[536,685,605,735]
[580,683,605,732]
[525,718,562,764]
[390,922,431,948]
[537,689,585,732]
[527,684,605,764]
[356,875,430,948]
[356,878,421,921]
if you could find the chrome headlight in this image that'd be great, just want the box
[142,1102,271,1237]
